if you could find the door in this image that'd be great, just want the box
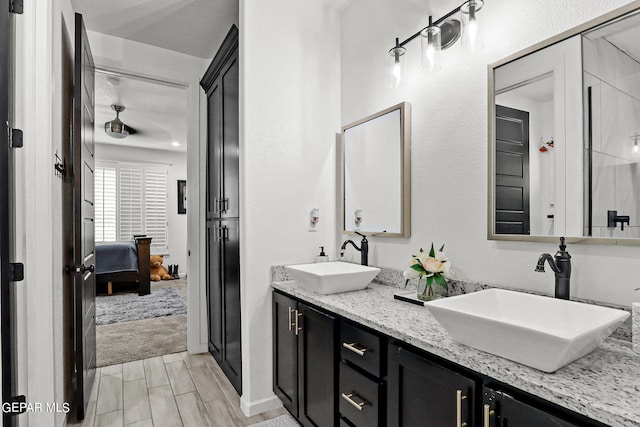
[388,345,476,427]
[495,105,530,235]
[298,303,337,427]
[206,220,223,360]
[220,218,241,392]
[221,53,239,218]
[483,387,580,427]
[273,292,298,416]
[72,13,96,421]
[1,1,18,425]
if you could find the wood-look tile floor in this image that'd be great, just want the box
[71,352,286,427]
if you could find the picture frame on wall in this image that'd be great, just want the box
[177,180,187,214]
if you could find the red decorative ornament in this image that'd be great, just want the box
[539,146,548,153]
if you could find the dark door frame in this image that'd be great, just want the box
[1,1,19,425]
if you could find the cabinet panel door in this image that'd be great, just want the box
[221,219,241,393]
[206,221,223,360]
[388,344,476,427]
[273,293,299,417]
[207,80,223,220]
[298,303,337,427]
[221,53,239,218]
[484,388,581,427]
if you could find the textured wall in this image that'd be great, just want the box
[240,0,342,412]
[340,0,639,306]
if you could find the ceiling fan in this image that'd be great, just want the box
[104,105,138,138]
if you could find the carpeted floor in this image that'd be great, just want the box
[96,278,188,367]
[96,287,187,325]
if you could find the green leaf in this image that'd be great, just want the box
[411,264,426,274]
[439,244,445,252]
[429,243,435,258]
[434,274,448,291]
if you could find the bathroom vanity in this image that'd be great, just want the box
[272,280,640,427]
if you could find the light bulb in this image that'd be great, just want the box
[634,143,639,154]
[388,44,406,88]
[461,0,484,53]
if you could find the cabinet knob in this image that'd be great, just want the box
[342,342,369,356]
[341,392,367,411]
[456,390,468,427]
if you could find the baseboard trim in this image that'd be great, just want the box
[187,342,208,354]
[240,394,283,417]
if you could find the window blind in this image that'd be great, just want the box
[95,161,169,254]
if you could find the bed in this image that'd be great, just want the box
[95,236,152,296]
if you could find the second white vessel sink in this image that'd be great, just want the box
[285,262,380,295]
[424,289,629,372]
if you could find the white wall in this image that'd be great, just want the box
[94,143,188,271]
[87,31,209,353]
[240,0,342,415]
[340,0,639,306]
[13,0,75,425]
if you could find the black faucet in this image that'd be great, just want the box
[340,231,369,266]
[534,237,571,300]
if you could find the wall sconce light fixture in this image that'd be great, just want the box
[631,132,640,156]
[388,0,485,87]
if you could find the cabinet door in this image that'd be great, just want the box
[220,219,242,393]
[483,388,581,427]
[221,51,239,218]
[206,220,223,361]
[273,292,299,417]
[298,303,337,427]
[207,80,223,219]
[388,344,476,427]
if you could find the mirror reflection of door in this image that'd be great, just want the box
[494,105,530,235]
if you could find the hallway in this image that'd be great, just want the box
[73,352,286,427]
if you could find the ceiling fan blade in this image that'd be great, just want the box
[123,124,137,135]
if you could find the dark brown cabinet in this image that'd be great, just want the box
[273,292,338,427]
[387,344,476,427]
[483,387,593,427]
[202,26,241,394]
[272,290,607,427]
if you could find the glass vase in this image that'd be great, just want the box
[417,276,440,301]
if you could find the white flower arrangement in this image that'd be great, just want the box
[403,243,451,295]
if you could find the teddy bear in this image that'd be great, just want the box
[150,255,172,281]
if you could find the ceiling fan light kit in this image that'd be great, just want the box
[104,104,137,138]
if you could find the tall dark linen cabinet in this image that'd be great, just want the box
[201,25,242,394]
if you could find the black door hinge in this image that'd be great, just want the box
[6,395,27,415]
[10,263,24,282]
[9,128,23,148]
[9,0,23,14]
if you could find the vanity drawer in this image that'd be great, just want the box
[340,320,382,377]
[339,362,382,427]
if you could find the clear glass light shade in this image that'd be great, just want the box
[461,0,484,53]
[420,26,441,73]
[388,46,407,88]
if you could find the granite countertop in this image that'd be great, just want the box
[272,280,640,427]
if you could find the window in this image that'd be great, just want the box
[95,161,169,254]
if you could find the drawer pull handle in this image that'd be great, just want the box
[483,404,495,427]
[342,342,368,356]
[295,310,303,336]
[288,307,294,332]
[341,392,367,411]
[456,390,468,427]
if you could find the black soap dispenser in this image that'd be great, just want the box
[316,246,329,263]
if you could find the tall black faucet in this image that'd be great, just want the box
[534,237,572,300]
[340,231,369,266]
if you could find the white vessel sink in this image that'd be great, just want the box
[285,262,380,295]
[424,289,629,372]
